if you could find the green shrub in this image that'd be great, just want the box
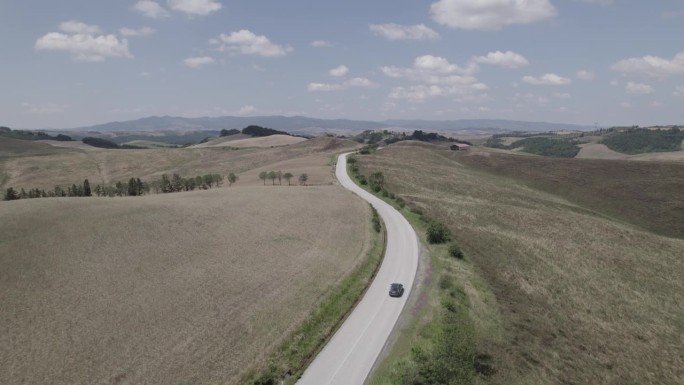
[381,189,389,197]
[426,222,450,244]
[448,243,464,259]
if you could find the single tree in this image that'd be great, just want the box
[268,171,277,185]
[283,172,293,185]
[227,172,238,186]
[128,178,138,196]
[4,187,19,201]
[160,174,173,193]
[299,173,308,186]
[136,178,144,196]
[277,170,282,185]
[258,171,267,185]
[172,174,184,192]
[83,179,92,197]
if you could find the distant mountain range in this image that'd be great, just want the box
[57,115,592,135]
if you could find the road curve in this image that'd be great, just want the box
[297,152,419,385]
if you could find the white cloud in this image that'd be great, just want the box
[552,92,571,99]
[611,52,684,78]
[307,77,374,92]
[167,0,222,16]
[430,0,556,31]
[329,65,349,77]
[308,83,344,92]
[473,50,529,69]
[513,92,550,107]
[674,86,684,97]
[184,56,215,68]
[311,40,333,48]
[346,77,373,87]
[381,55,487,102]
[522,73,572,86]
[133,1,169,18]
[120,27,155,37]
[369,23,439,41]
[661,10,683,20]
[238,105,257,114]
[620,102,633,108]
[649,101,663,108]
[625,82,654,94]
[35,24,132,62]
[576,70,595,80]
[610,80,619,86]
[212,30,292,57]
[59,20,100,34]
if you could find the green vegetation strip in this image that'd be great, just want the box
[243,204,387,385]
[601,127,684,154]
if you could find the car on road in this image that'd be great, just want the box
[389,283,404,297]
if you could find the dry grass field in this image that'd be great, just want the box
[193,134,307,149]
[577,143,684,162]
[0,136,356,190]
[357,142,684,385]
[0,185,372,385]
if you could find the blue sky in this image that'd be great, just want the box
[1,0,682,129]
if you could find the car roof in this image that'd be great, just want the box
[390,283,403,287]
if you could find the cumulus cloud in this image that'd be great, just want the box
[120,27,155,37]
[430,0,556,30]
[59,20,100,34]
[576,70,595,80]
[35,22,132,62]
[369,23,439,41]
[167,0,222,16]
[611,52,684,78]
[473,50,529,68]
[311,40,333,48]
[211,30,292,57]
[132,1,169,18]
[307,77,374,92]
[522,73,572,86]
[184,56,215,68]
[381,55,487,102]
[625,82,654,94]
[238,105,257,114]
[329,65,349,77]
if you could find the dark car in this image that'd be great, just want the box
[389,283,404,297]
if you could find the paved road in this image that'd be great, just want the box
[297,152,419,385]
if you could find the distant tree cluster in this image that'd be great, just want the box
[242,125,291,137]
[4,179,93,201]
[257,170,304,185]
[4,172,236,201]
[81,137,139,149]
[601,127,683,154]
[0,126,72,141]
[354,129,472,146]
[219,128,241,137]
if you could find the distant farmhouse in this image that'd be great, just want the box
[450,143,470,151]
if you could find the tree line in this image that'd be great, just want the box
[257,171,308,186]
[4,172,238,201]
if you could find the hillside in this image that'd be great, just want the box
[0,186,372,385]
[357,143,683,385]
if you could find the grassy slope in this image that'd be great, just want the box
[458,151,684,238]
[0,136,357,190]
[359,142,683,385]
[0,185,371,385]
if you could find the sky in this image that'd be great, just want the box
[1,0,683,129]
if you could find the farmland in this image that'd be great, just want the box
[0,135,376,384]
[357,142,683,385]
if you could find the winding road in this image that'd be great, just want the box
[297,152,420,385]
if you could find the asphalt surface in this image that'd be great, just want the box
[297,152,419,385]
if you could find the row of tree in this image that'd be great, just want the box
[257,171,308,186]
[4,172,238,201]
